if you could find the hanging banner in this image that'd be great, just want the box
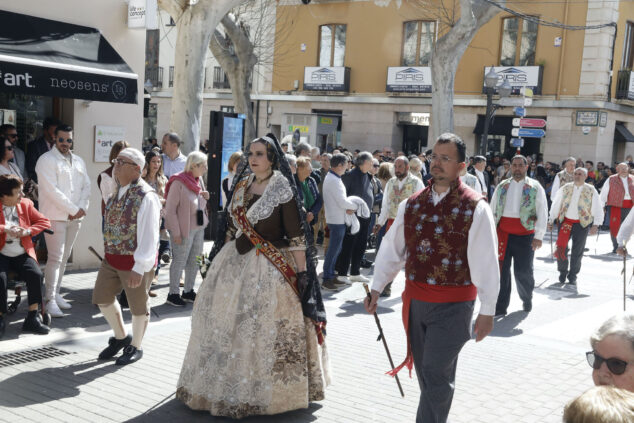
[386,67,432,93]
[128,0,147,29]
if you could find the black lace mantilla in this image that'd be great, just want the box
[208,134,327,330]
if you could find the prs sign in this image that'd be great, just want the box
[303,67,350,92]
[386,67,432,93]
[482,66,543,95]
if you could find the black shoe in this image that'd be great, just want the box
[360,259,374,268]
[161,253,171,264]
[118,291,129,309]
[22,311,50,335]
[115,345,143,366]
[98,334,132,360]
[322,279,339,291]
[181,290,196,303]
[166,293,186,307]
[380,282,392,297]
[494,310,507,318]
[522,301,532,313]
[0,315,5,339]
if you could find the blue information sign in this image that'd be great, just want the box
[512,128,545,138]
[514,107,526,117]
[220,116,244,206]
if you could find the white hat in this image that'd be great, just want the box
[118,148,145,169]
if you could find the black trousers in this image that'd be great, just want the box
[609,206,632,250]
[557,223,590,283]
[496,233,535,314]
[0,253,43,314]
[335,216,371,277]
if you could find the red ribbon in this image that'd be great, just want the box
[497,217,535,263]
[610,200,633,237]
[555,218,579,260]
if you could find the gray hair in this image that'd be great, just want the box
[163,132,181,146]
[565,156,576,165]
[394,156,410,166]
[330,153,348,168]
[295,142,311,157]
[355,151,373,167]
[575,167,588,176]
[286,153,297,167]
[590,314,634,351]
[409,157,423,172]
[184,151,207,172]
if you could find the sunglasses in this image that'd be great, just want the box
[587,351,632,375]
[7,134,17,138]
[4,145,12,151]
[58,137,73,143]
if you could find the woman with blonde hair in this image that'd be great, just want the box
[564,386,634,423]
[164,151,209,306]
[221,150,242,206]
[377,162,394,190]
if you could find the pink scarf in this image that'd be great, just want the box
[165,171,201,199]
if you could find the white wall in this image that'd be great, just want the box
[1,0,146,268]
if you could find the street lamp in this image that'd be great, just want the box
[480,69,511,156]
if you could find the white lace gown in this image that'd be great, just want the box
[177,173,330,418]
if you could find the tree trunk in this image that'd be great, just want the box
[165,0,242,153]
[430,0,502,142]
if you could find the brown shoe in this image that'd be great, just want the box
[322,279,339,291]
[148,290,157,298]
[151,277,158,285]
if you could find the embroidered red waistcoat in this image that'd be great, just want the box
[607,175,634,208]
[404,179,483,292]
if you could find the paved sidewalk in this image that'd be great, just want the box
[0,231,632,422]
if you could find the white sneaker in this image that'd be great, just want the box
[56,294,72,310]
[348,275,370,283]
[46,300,64,318]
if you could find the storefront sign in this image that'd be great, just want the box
[483,66,543,95]
[397,112,430,126]
[599,112,608,127]
[303,67,350,92]
[288,125,309,133]
[576,111,599,126]
[128,0,146,28]
[386,67,432,93]
[94,125,126,163]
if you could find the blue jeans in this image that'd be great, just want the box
[323,224,346,280]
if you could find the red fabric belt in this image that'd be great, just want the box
[387,280,477,378]
[386,218,394,232]
[496,217,534,262]
[105,253,135,271]
[610,200,633,237]
[555,218,579,260]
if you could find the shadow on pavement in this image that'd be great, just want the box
[0,359,121,406]
[489,311,527,338]
[126,397,322,423]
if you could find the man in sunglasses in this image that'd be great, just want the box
[0,124,25,177]
[35,124,91,318]
[588,314,634,392]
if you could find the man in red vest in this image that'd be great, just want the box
[365,133,500,423]
[600,162,634,253]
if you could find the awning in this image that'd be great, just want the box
[0,10,138,104]
[615,123,634,143]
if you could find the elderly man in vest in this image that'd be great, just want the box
[550,157,576,200]
[372,156,424,296]
[491,155,548,317]
[548,167,603,288]
[366,133,499,423]
[600,162,634,254]
[92,148,161,366]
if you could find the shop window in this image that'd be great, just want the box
[623,21,634,69]
[319,24,346,67]
[169,66,174,87]
[402,21,436,67]
[500,17,538,66]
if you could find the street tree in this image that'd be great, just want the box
[158,0,243,153]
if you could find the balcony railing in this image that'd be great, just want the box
[616,70,634,100]
[145,67,163,90]
[213,66,231,89]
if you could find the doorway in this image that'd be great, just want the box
[402,124,428,155]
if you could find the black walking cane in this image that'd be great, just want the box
[89,246,159,318]
[363,283,405,398]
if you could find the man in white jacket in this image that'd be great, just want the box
[35,124,91,317]
[322,153,356,291]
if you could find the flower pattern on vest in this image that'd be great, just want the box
[557,170,574,185]
[558,183,595,228]
[387,175,420,220]
[494,177,539,231]
[606,175,634,208]
[104,179,153,256]
[404,179,482,286]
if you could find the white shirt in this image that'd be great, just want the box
[490,178,548,240]
[35,147,91,221]
[99,172,117,205]
[377,176,424,226]
[550,171,573,199]
[371,186,500,316]
[0,205,26,257]
[322,171,357,224]
[474,169,487,195]
[549,183,604,225]
[162,152,186,179]
[600,175,632,204]
[115,183,161,274]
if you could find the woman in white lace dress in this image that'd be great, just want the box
[177,135,329,418]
